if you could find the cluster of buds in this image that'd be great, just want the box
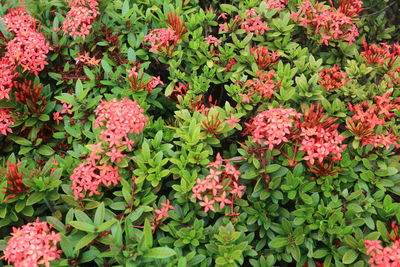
[13,80,47,115]
[250,46,280,69]
[167,82,188,103]
[290,0,363,45]
[191,153,244,219]
[346,92,400,149]
[361,40,400,68]
[365,222,400,267]
[144,12,186,54]
[1,161,30,202]
[127,62,163,94]
[386,67,400,88]
[318,65,349,91]
[62,0,100,40]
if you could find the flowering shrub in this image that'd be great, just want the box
[0,0,399,266]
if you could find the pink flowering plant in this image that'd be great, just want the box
[0,0,400,266]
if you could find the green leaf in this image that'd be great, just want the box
[97,220,116,232]
[8,135,32,146]
[139,219,153,251]
[74,233,97,252]
[94,202,105,225]
[144,247,176,259]
[342,249,358,264]
[265,164,280,173]
[122,0,130,17]
[26,191,45,206]
[220,4,238,13]
[268,237,289,249]
[37,145,55,156]
[69,221,97,233]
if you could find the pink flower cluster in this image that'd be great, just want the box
[1,7,51,75]
[0,57,18,100]
[245,70,280,100]
[62,0,100,39]
[1,6,37,34]
[0,108,15,136]
[204,35,222,46]
[365,239,400,266]
[264,0,288,12]
[290,0,363,45]
[236,9,270,36]
[246,108,302,150]
[70,160,121,199]
[347,92,400,149]
[70,98,148,199]
[74,51,100,66]
[94,98,148,148]
[192,153,244,214]
[144,12,186,54]
[6,31,52,75]
[144,28,179,54]
[1,218,61,267]
[318,64,349,91]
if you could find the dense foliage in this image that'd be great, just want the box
[0,0,399,266]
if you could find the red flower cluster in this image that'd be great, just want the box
[192,153,244,215]
[250,46,280,69]
[1,218,62,267]
[347,92,400,149]
[62,0,100,40]
[264,0,288,12]
[235,9,270,36]
[296,104,347,174]
[245,70,280,100]
[290,0,363,45]
[361,40,400,68]
[144,12,186,54]
[2,161,29,202]
[0,107,15,136]
[247,108,302,150]
[1,7,51,75]
[0,57,18,100]
[318,64,349,91]
[94,98,148,148]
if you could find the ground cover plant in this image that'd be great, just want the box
[0,0,399,266]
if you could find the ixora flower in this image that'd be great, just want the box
[0,107,15,136]
[6,30,52,75]
[318,64,349,91]
[1,6,38,34]
[246,108,302,150]
[94,98,148,148]
[1,218,62,267]
[0,57,18,100]
[291,0,363,45]
[62,0,100,39]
